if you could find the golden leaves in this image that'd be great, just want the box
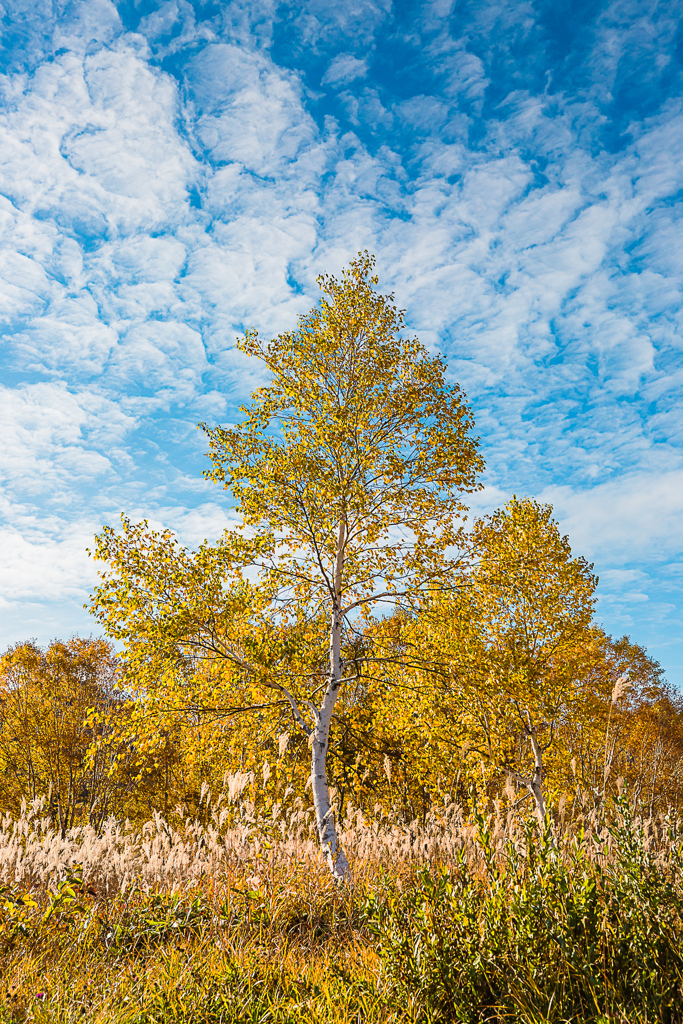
[199,251,483,618]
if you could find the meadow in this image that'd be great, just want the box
[1,790,682,1024]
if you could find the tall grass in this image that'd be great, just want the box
[1,794,683,1022]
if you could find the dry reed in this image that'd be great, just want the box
[0,786,677,895]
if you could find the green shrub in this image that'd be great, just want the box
[364,806,683,1023]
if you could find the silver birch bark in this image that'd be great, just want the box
[310,520,350,880]
[508,713,547,825]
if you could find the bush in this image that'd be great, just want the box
[364,805,683,1023]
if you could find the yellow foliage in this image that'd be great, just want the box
[0,638,121,832]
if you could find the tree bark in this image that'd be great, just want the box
[509,713,547,825]
[309,520,350,881]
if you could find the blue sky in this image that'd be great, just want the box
[1,0,682,683]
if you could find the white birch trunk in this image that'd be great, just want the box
[509,714,547,825]
[525,721,547,823]
[310,520,350,881]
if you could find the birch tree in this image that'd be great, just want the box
[562,635,683,814]
[393,497,598,823]
[89,252,483,878]
[469,498,597,820]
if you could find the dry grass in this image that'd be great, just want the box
[0,787,676,894]
[1,793,682,1022]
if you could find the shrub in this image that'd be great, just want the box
[364,804,683,1023]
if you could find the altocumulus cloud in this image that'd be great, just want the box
[0,0,682,682]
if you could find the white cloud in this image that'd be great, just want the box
[0,43,201,393]
[322,54,368,87]
[0,383,137,499]
[52,0,122,54]
[285,0,391,49]
[189,43,320,174]
[541,470,683,564]
[0,515,97,603]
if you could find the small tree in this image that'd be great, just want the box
[564,635,683,814]
[469,498,597,819]
[90,252,483,877]
[396,498,598,823]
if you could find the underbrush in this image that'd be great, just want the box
[1,800,683,1022]
[365,804,683,1023]
[0,868,398,1024]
